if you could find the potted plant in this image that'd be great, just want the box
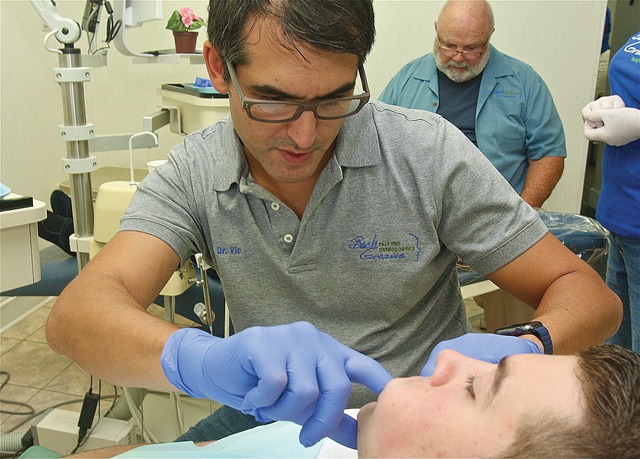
[166,7,205,53]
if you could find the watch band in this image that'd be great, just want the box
[493,321,554,355]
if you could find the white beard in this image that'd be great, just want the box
[434,43,490,83]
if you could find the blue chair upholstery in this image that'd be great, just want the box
[458,211,609,286]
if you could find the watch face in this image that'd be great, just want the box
[519,324,533,333]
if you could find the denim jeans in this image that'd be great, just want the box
[175,405,270,442]
[605,232,640,354]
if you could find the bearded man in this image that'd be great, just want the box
[379,0,565,209]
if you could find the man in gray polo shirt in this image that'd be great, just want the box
[46,0,621,450]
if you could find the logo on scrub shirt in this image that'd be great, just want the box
[348,233,421,262]
[492,87,520,99]
[623,35,640,59]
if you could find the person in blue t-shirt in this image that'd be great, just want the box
[379,0,566,209]
[583,31,640,354]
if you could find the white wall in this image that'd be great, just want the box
[1,0,605,214]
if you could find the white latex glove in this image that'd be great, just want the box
[582,95,625,131]
[583,96,640,146]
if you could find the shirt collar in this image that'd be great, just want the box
[210,119,248,192]
[481,46,513,79]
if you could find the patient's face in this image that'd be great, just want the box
[357,350,583,458]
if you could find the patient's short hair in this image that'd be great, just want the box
[501,345,640,458]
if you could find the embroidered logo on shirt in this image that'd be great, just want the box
[348,233,421,262]
[492,88,520,99]
[216,246,242,255]
[623,36,640,58]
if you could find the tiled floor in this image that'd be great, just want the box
[0,299,117,436]
[0,300,208,441]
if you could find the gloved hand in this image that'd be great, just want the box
[420,333,542,376]
[583,95,626,116]
[582,95,640,146]
[161,321,392,449]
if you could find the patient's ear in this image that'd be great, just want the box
[203,40,229,94]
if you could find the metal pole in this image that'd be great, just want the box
[58,47,94,271]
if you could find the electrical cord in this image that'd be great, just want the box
[1,393,116,459]
[104,1,121,44]
[0,371,35,416]
[104,385,119,417]
[3,389,116,434]
[123,387,159,443]
[69,377,102,455]
[84,1,100,52]
[84,0,121,54]
[2,365,184,450]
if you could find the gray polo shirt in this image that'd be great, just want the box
[121,101,547,405]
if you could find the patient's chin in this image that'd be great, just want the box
[356,401,376,439]
[357,401,376,422]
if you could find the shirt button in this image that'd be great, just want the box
[271,202,280,211]
[283,234,294,243]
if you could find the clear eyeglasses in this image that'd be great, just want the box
[226,63,370,123]
[437,35,488,60]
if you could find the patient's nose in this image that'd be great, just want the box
[429,349,489,386]
[429,349,461,386]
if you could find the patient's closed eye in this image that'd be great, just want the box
[465,376,476,398]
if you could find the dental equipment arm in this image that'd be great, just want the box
[30,0,82,45]
[161,322,392,449]
[193,253,215,335]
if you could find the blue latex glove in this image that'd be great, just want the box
[420,333,542,376]
[194,76,213,87]
[161,321,392,448]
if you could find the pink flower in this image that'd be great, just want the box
[179,7,200,29]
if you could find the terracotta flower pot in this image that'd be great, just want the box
[173,31,198,54]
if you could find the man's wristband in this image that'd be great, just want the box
[493,321,553,355]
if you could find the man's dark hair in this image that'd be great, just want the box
[207,0,375,79]
[501,344,640,458]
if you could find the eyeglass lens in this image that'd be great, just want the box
[439,46,482,58]
[249,98,363,122]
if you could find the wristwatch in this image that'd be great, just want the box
[493,321,554,355]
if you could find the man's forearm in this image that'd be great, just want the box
[489,234,622,355]
[530,266,622,354]
[520,156,564,208]
[46,268,180,391]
